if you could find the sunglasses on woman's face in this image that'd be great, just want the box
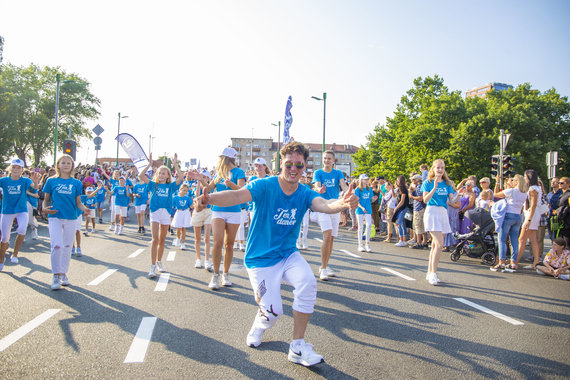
[284,161,305,169]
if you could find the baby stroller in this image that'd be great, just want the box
[450,207,497,265]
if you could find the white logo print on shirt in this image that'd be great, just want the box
[7,185,22,195]
[55,184,73,195]
[322,179,336,188]
[274,208,297,226]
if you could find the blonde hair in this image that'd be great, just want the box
[513,174,527,193]
[55,155,76,178]
[427,159,452,186]
[152,165,172,184]
[480,189,492,200]
[358,178,370,191]
[215,156,235,181]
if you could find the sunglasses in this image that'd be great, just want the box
[560,182,566,185]
[284,161,305,169]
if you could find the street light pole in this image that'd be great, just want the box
[54,74,61,165]
[271,121,281,170]
[311,92,327,153]
[116,112,128,166]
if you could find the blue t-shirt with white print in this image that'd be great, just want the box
[147,180,180,212]
[355,187,373,215]
[42,177,83,220]
[81,195,97,209]
[0,176,34,214]
[420,180,455,209]
[173,195,192,211]
[212,167,246,213]
[245,176,320,269]
[133,183,149,206]
[313,168,344,200]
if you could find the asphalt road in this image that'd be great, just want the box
[1,210,569,379]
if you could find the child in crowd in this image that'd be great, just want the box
[133,179,149,233]
[476,189,493,211]
[171,183,193,250]
[536,237,569,280]
[81,185,101,234]
[95,180,107,224]
[355,174,374,252]
[112,177,131,235]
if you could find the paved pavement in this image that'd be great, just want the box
[1,211,569,379]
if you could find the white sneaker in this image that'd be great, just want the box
[246,324,265,347]
[302,241,309,249]
[204,260,213,272]
[118,226,123,235]
[31,229,39,240]
[208,274,220,290]
[71,247,76,256]
[156,261,165,273]
[108,224,114,231]
[536,269,546,276]
[239,243,246,251]
[51,275,61,290]
[221,272,232,286]
[60,274,70,286]
[407,239,416,246]
[173,238,179,247]
[114,226,120,234]
[427,273,439,286]
[560,274,570,281]
[180,243,186,250]
[365,244,372,253]
[288,341,324,367]
[395,241,407,247]
[319,267,329,281]
[326,267,336,277]
[10,256,19,264]
[148,265,157,278]
[358,244,365,252]
[195,259,203,268]
[76,248,82,257]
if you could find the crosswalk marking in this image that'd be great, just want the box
[166,251,176,262]
[0,309,61,352]
[381,267,415,281]
[454,298,524,325]
[314,238,323,242]
[154,273,170,292]
[124,317,157,363]
[128,248,144,258]
[340,249,362,258]
[88,269,118,286]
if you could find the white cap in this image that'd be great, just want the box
[253,157,267,166]
[220,147,238,159]
[201,169,212,179]
[86,187,94,192]
[11,158,25,168]
[358,174,369,180]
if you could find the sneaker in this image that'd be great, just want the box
[395,241,407,247]
[141,227,146,234]
[319,267,328,281]
[427,272,439,286]
[118,226,123,235]
[114,226,120,234]
[51,274,61,290]
[560,274,570,281]
[365,244,372,253]
[407,239,416,246]
[10,256,19,264]
[60,274,70,286]
[536,269,546,276]
[208,274,220,290]
[99,218,103,224]
[83,231,89,236]
[108,224,114,231]
[195,259,203,268]
[221,272,232,286]
[288,341,324,367]
[239,243,246,251]
[326,267,336,277]
[358,244,365,252]
[31,229,39,240]
[148,265,157,278]
[71,247,76,256]
[204,260,213,272]
[173,238,179,247]
[411,244,422,249]
[180,243,186,250]
[138,227,142,233]
[76,247,82,257]
[156,261,165,273]
[302,241,309,249]
[246,324,264,347]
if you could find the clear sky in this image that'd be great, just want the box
[1,0,569,168]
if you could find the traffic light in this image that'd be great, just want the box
[490,155,500,176]
[503,155,515,176]
[63,139,76,160]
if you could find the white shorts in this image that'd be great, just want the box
[85,209,96,219]
[309,210,319,223]
[135,204,147,214]
[1,212,28,241]
[192,208,212,227]
[171,209,192,228]
[150,208,172,225]
[75,215,83,231]
[316,212,341,237]
[423,205,451,234]
[211,211,241,224]
[114,206,128,217]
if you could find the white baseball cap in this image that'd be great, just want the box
[11,158,25,168]
[220,147,238,159]
[253,157,267,166]
[201,169,212,179]
[358,174,369,180]
[86,187,94,192]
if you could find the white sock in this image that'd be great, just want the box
[291,338,305,348]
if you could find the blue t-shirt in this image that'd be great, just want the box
[245,176,320,268]
[133,183,149,206]
[42,177,83,220]
[173,195,192,211]
[212,167,246,213]
[27,187,39,209]
[0,176,34,214]
[355,187,373,215]
[81,195,97,209]
[313,168,344,200]
[412,187,425,212]
[96,187,107,203]
[147,180,180,212]
[420,180,455,208]
[112,186,130,207]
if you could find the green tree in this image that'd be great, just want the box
[0,63,100,166]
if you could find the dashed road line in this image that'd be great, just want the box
[88,269,118,286]
[128,248,144,258]
[454,297,524,325]
[154,273,170,292]
[124,317,157,363]
[166,251,176,262]
[381,267,415,281]
[340,249,362,258]
[0,309,61,352]
[314,238,323,242]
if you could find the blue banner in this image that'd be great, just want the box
[283,96,293,144]
[116,133,149,174]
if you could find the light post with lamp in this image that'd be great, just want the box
[116,112,128,166]
[271,121,281,170]
[53,74,75,165]
[311,92,327,153]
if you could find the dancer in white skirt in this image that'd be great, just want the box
[355,174,375,252]
[171,183,193,250]
[420,159,457,285]
[191,171,213,270]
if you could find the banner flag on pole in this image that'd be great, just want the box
[197,160,201,170]
[283,96,293,144]
[115,133,150,174]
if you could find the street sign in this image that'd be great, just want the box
[93,124,104,136]
[93,136,102,145]
[95,145,101,151]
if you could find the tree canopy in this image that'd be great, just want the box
[353,75,570,182]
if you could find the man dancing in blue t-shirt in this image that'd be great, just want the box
[196,141,358,367]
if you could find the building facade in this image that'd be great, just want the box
[465,82,513,99]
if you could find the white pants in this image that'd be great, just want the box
[1,212,28,242]
[246,251,317,331]
[109,195,116,221]
[298,210,310,242]
[316,212,341,237]
[48,218,78,274]
[357,213,372,244]
[237,209,248,241]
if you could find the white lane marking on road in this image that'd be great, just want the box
[124,317,157,363]
[128,248,144,258]
[166,251,176,262]
[154,273,170,292]
[88,269,118,286]
[314,238,323,242]
[381,267,416,281]
[340,249,362,258]
[0,309,61,352]
[454,298,524,326]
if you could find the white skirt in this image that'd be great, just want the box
[171,209,192,228]
[423,205,452,234]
